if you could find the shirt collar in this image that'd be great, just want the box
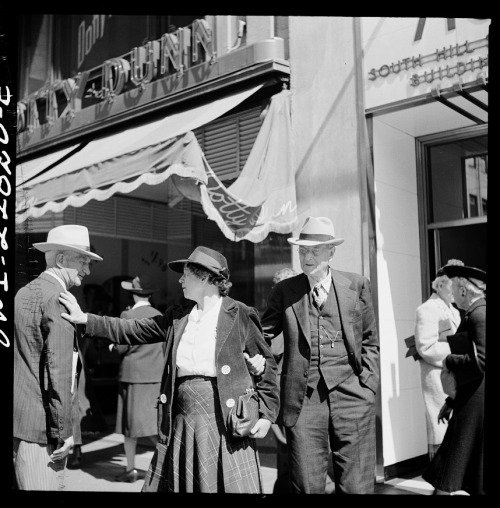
[308,270,332,292]
[44,270,67,290]
[132,301,151,309]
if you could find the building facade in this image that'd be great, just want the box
[14,15,489,480]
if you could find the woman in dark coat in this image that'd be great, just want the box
[112,275,166,483]
[423,265,486,495]
[59,246,279,494]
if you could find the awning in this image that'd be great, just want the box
[16,85,298,243]
[16,83,263,221]
[16,143,82,187]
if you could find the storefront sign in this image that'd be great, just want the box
[363,17,490,110]
[17,18,214,134]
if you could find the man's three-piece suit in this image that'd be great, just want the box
[261,269,380,493]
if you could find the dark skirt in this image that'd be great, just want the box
[115,381,160,438]
[143,376,263,493]
[422,377,484,494]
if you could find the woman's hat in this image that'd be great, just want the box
[33,224,103,261]
[287,216,344,247]
[442,264,486,291]
[436,258,464,277]
[168,246,230,279]
[121,275,159,295]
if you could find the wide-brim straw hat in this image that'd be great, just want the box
[121,274,159,295]
[168,246,230,279]
[287,216,344,246]
[33,224,103,261]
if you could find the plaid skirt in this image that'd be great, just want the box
[142,376,263,493]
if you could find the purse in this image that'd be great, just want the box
[227,388,260,438]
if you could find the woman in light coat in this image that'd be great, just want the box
[414,262,461,459]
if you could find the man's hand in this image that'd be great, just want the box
[244,352,265,376]
[59,291,88,324]
[250,418,272,439]
[50,435,74,462]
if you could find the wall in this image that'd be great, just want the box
[373,118,427,465]
[288,16,364,274]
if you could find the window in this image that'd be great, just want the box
[417,127,487,286]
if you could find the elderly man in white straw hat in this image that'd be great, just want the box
[13,225,103,490]
[260,216,380,494]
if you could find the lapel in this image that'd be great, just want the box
[331,270,357,348]
[215,297,238,358]
[291,274,312,345]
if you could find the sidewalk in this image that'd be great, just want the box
[64,431,434,495]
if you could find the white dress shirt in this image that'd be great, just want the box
[176,297,223,377]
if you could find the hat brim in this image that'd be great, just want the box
[442,265,486,282]
[33,242,103,261]
[168,259,227,278]
[287,237,344,247]
[121,280,158,295]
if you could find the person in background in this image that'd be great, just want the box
[59,246,278,493]
[111,274,166,483]
[261,216,380,494]
[13,225,103,490]
[423,264,486,496]
[414,259,462,460]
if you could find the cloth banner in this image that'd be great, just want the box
[198,89,298,242]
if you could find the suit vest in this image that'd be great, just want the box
[307,281,353,390]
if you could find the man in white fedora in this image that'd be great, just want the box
[13,225,103,490]
[261,216,380,494]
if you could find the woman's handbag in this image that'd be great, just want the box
[227,388,260,438]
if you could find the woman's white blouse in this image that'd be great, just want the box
[176,297,222,377]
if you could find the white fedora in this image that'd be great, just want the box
[33,225,103,261]
[287,216,344,247]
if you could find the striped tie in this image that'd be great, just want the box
[312,283,326,311]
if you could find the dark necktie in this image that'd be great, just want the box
[312,283,326,311]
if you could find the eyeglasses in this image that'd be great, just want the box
[298,246,330,257]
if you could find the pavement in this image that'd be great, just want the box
[62,430,436,495]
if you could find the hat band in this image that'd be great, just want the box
[61,244,91,251]
[188,251,228,278]
[298,233,334,242]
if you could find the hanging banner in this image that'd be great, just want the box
[199,89,298,242]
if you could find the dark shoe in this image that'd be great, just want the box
[67,447,83,469]
[114,469,138,483]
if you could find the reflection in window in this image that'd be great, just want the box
[428,136,487,223]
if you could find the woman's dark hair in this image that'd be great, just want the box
[186,262,232,297]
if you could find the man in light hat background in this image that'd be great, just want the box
[261,216,380,494]
[423,264,486,495]
[110,274,166,483]
[13,225,103,490]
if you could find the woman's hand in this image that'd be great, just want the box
[50,435,74,462]
[59,291,88,324]
[250,418,272,439]
[438,401,453,423]
[244,352,265,376]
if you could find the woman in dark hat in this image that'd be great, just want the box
[422,264,486,495]
[112,275,165,483]
[59,246,279,493]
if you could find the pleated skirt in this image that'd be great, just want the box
[143,376,263,493]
